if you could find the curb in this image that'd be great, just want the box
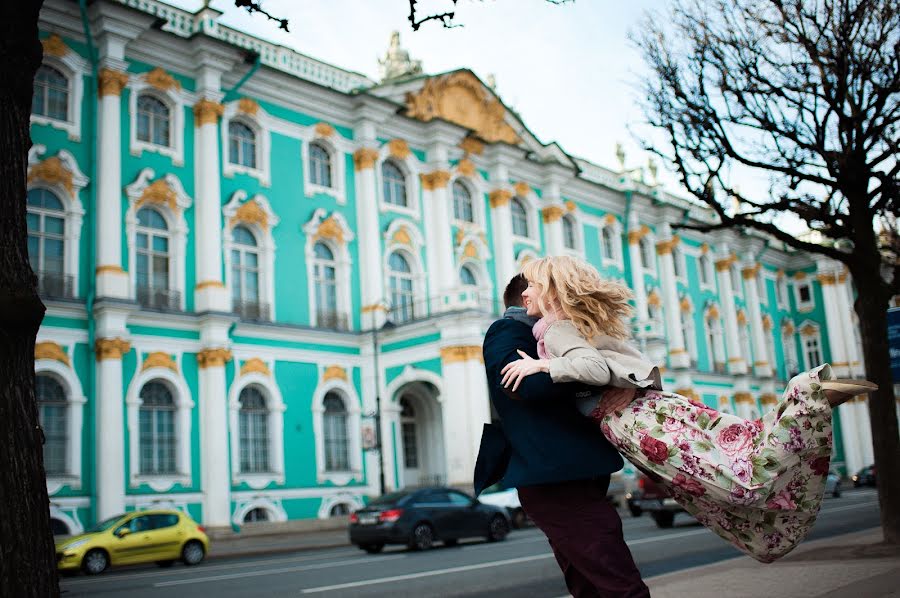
[208,539,352,561]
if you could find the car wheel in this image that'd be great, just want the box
[628,504,643,518]
[833,483,842,498]
[361,543,385,554]
[487,515,509,542]
[653,511,675,529]
[181,540,205,566]
[409,523,434,551]
[155,560,175,568]
[511,508,527,529]
[82,549,109,575]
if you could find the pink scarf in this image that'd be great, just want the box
[532,313,558,359]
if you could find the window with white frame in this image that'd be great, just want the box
[27,189,69,298]
[562,215,577,250]
[601,227,615,260]
[782,324,799,378]
[382,161,408,207]
[138,381,177,475]
[239,386,269,473]
[312,242,344,330]
[136,95,170,148]
[671,246,684,281]
[511,197,529,237]
[36,374,68,476]
[766,329,777,371]
[460,264,478,286]
[229,121,257,169]
[32,65,68,121]
[452,180,474,223]
[135,207,175,310]
[796,280,814,310]
[740,324,753,365]
[309,142,332,188]
[776,276,788,307]
[731,265,743,296]
[680,306,697,364]
[698,254,712,287]
[705,315,725,372]
[231,225,263,319]
[388,252,416,323]
[323,393,349,472]
[400,397,418,468]
[639,237,655,272]
[803,331,823,369]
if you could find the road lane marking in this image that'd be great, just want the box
[153,555,406,588]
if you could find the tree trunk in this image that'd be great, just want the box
[0,0,58,596]
[854,281,900,545]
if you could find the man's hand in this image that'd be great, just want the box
[595,387,637,419]
[500,350,550,392]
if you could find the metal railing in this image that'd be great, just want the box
[137,286,181,311]
[36,271,74,300]
[316,310,350,331]
[234,300,272,322]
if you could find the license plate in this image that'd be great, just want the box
[358,515,378,525]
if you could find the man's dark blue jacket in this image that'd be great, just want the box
[473,313,623,495]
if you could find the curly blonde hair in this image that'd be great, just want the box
[521,255,634,340]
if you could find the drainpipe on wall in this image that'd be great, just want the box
[222,53,261,103]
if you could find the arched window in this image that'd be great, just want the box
[706,316,724,372]
[136,95,170,147]
[329,503,350,517]
[32,65,68,121]
[312,242,341,329]
[562,215,577,250]
[672,247,684,279]
[231,225,262,319]
[135,207,172,309]
[228,121,257,169]
[460,265,478,286]
[244,507,269,523]
[27,189,67,297]
[382,161,407,207]
[452,181,474,223]
[138,381,177,474]
[388,252,415,323]
[239,386,269,473]
[309,142,332,188]
[323,393,349,472]
[639,237,653,270]
[698,254,711,286]
[36,374,67,475]
[400,396,418,469]
[511,198,528,237]
[601,227,615,260]
[803,330,822,369]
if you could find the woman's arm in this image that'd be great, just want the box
[544,321,612,386]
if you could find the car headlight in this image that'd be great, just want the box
[851,475,858,482]
[62,539,89,551]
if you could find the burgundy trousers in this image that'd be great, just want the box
[518,478,650,598]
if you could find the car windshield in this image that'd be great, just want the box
[87,514,126,533]
[368,491,412,506]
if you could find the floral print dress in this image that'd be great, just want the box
[594,364,836,563]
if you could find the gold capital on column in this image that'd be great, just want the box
[489,189,512,208]
[715,255,737,271]
[95,338,131,360]
[655,236,680,255]
[197,348,233,369]
[96,264,125,275]
[734,392,754,404]
[742,264,761,279]
[421,170,451,190]
[440,345,483,364]
[35,341,70,366]
[816,273,836,285]
[98,68,129,97]
[193,99,224,126]
[541,205,565,223]
[353,148,379,171]
[628,225,650,245]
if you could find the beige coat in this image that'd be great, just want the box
[544,320,663,391]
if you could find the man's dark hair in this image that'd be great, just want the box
[503,274,528,309]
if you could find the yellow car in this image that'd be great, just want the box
[56,509,209,575]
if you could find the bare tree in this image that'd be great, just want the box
[635,0,899,543]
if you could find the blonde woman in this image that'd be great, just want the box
[500,255,876,563]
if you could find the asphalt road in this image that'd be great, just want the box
[59,488,881,598]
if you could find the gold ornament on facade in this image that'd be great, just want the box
[237,97,259,116]
[420,170,451,190]
[456,158,476,178]
[706,305,720,320]
[793,271,807,281]
[647,289,661,307]
[816,273,836,286]
[98,68,129,97]
[604,213,617,225]
[353,148,379,171]
[800,324,818,337]
[715,255,737,271]
[193,99,224,126]
[314,122,335,137]
[782,322,795,336]
[440,345,483,364]
[96,264,125,275]
[230,200,269,231]
[392,227,412,246]
[195,280,225,290]
[241,358,271,377]
[488,189,511,208]
[458,136,484,156]
[514,182,531,197]
[141,352,178,373]
[734,392,754,404]
[315,215,345,245]
[137,179,177,212]
[776,269,785,279]
[28,156,74,195]
[454,228,465,246]
[838,270,848,284]
[736,310,748,326]
[742,264,761,279]
[361,303,388,314]
[196,348,233,369]
[700,243,710,255]
[628,225,650,245]
[145,67,181,91]
[405,72,520,145]
[42,34,69,57]
[322,365,348,382]
[35,341,70,366]
[463,242,478,259]
[541,205,565,223]
[655,236,680,255]
[762,314,773,331]
[95,338,131,361]
[760,393,778,406]
[387,139,411,160]
[674,388,698,401]
[564,200,577,213]
[680,297,692,313]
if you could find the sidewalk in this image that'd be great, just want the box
[207,521,350,559]
[647,528,900,598]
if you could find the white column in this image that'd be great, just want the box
[742,263,772,377]
[657,226,689,368]
[192,99,230,313]
[489,191,515,297]
[838,403,864,474]
[198,319,233,527]
[353,137,386,330]
[95,68,130,299]
[856,399,875,466]
[835,273,864,376]
[421,164,455,312]
[715,250,747,374]
[439,346,490,486]
[541,180,566,257]
[627,214,649,323]
[817,270,850,377]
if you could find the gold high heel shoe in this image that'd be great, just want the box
[820,379,879,407]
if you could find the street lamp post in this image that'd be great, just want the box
[371,318,394,497]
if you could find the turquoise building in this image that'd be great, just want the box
[31,0,872,534]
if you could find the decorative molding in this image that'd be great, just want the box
[680,296,692,312]
[98,68,128,97]
[304,208,354,248]
[816,273,836,285]
[361,303,389,314]
[42,34,69,57]
[240,358,271,377]
[440,345,483,364]
[35,341,70,366]
[456,158,476,178]
[353,147,379,171]
[565,200,577,213]
[95,338,131,361]
[514,182,532,197]
[734,392,755,404]
[145,67,181,91]
[782,322,796,336]
[655,236,681,255]
[742,264,761,279]
[195,280,225,290]
[229,195,273,231]
[715,255,737,271]
[700,243,710,254]
[628,225,651,245]
[706,305,720,320]
[314,122,335,137]
[387,138,411,159]
[27,156,74,195]
[800,323,819,337]
[762,314,773,331]
[736,309,748,326]
[794,271,808,281]
[463,241,478,259]
[137,179,177,211]
[542,205,565,223]
[193,99,224,126]
[322,365,348,382]
[196,348,233,368]
[489,189,512,208]
[647,289,661,307]
[759,393,778,406]
[459,136,485,155]
[237,97,259,116]
[141,352,178,373]
[391,227,412,246]
[420,170,451,190]
[96,264,125,275]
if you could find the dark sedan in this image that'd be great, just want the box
[349,487,510,553]
[852,465,877,488]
